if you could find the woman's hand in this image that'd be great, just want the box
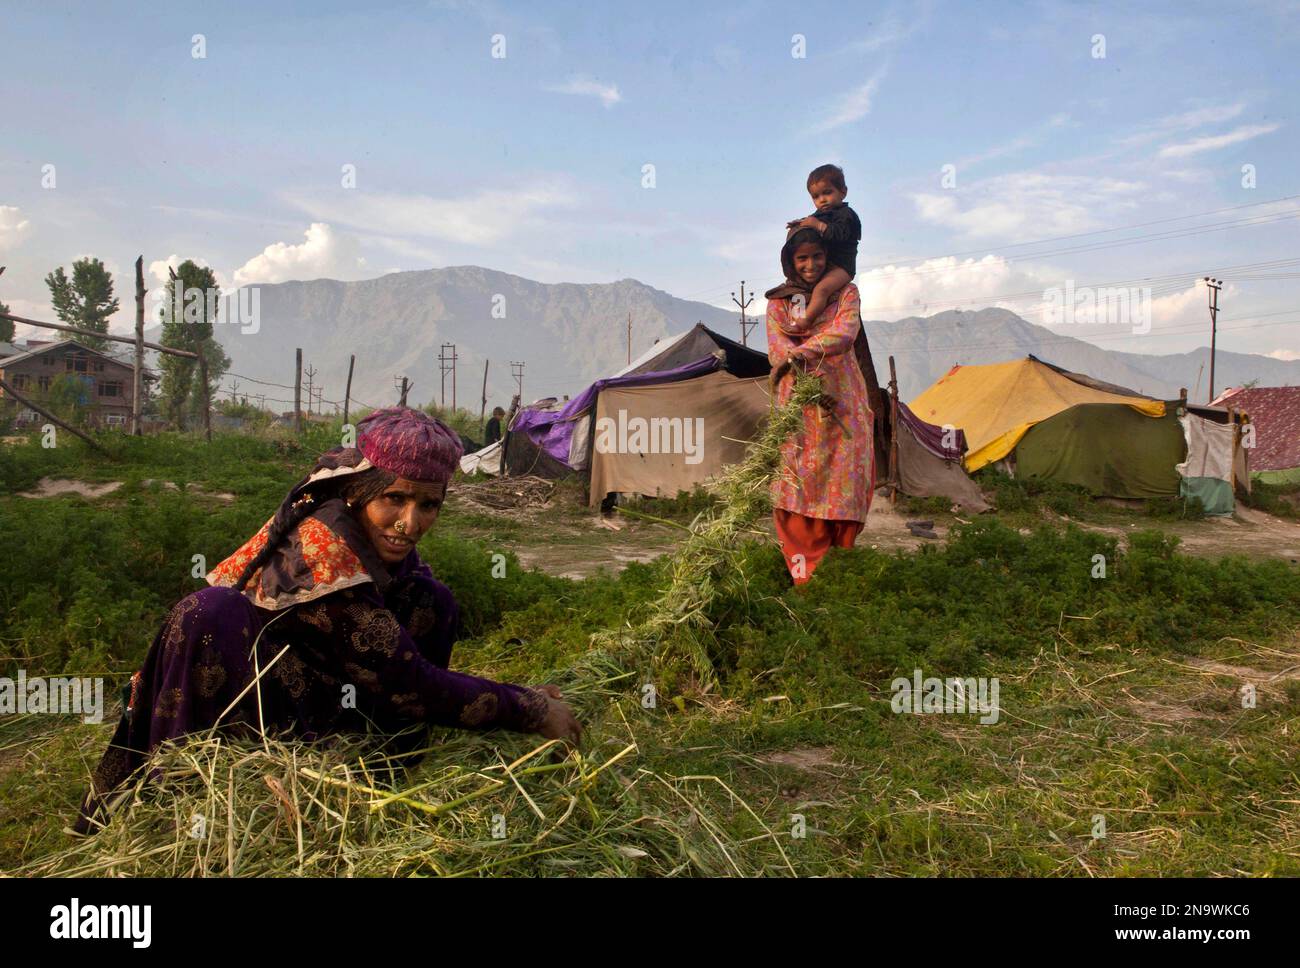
[770,357,794,392]
[532,685,582,746]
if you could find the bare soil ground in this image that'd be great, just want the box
[1052,504,1300,564]
[16,477,235,503]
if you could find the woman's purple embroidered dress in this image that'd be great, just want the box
[75,489,548,834]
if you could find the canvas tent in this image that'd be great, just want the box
[459,438,503,476]
[476,321,902,509]
[909,356,1166,473]
[910,355,1244,512]
[892,400,990,512]
[1212,386,1300,485]
[1015,404,1186,499]
[486,326,772,505]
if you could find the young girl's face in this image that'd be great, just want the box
[792,242,827,285]
[808,179,846,212]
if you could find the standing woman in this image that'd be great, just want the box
[75,407,580,834]
[764,228,875,585]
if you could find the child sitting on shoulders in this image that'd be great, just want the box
[785,163,861,323]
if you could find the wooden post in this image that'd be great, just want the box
[887,356,900,503]
[0,312,196,357]
[294,348,303,434]
[479,359,489,428]
[399,376,409,407]
[0,375,108,454]
[133,256,144,435]
[198,347,211,442]
[343,354,355,427]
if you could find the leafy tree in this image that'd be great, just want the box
[158,261,231,430]
[44,258,119,352]
[46,373,93,427]
[0,299,13,343]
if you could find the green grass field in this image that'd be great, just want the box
[2,425,1298,876]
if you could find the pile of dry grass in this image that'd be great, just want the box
[31,379,824,876]
[450,475,556,511]
[595,372,828,682]
[32,721,791,876]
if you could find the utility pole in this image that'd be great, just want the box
[627,312,632,365]
[395,375,411,407]
[732,280,756,346]
[439,342,458,409]
[303,364,317,415]
[1204,277,1223,403]
[510,361,525,401]
[294,348,303,433]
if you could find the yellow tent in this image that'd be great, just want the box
[908,357,1165,472]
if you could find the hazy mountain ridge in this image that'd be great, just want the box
[208,269,1299,417]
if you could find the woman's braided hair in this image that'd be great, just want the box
[232,466,398,593]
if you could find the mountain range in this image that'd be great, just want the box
[205,266,1299,415]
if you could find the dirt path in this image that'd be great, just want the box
[15,477,235,503]
[1051,505,1300,564]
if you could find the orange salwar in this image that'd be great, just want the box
[773,509,864,585]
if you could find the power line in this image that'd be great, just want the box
[668,194,1300,304]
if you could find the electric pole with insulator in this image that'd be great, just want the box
[1204,277,1223,403]
[732,281,755,346]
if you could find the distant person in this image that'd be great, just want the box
[765,227,874,585]
[484,406,506,445]
[74,407,580,834]
[784,163,861,326]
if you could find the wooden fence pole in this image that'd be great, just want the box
[0,312,197,358]
[887,355,900,503]
[343,354,355,427]
[198,347,211,442]
[133,256,144,435]
[0,376,108,454]
[479,359,489,428]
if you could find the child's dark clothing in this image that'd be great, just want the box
[800,203,861,277]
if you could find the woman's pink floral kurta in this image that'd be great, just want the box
[767,284,874,523]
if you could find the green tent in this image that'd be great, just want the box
[1015,403,1186,499]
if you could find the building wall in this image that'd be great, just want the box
[0,344,136,428]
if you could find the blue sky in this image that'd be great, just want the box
[2,0,1297,362]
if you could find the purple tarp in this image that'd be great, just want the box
[510,355,723,467]
[898,400,967,461]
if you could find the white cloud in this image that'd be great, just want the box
[849,2,932,51]
[812,67,887,134]
[286,183,574,247]
[854,254,1055,321]
[148,254,230,290]
[1147,279,1216,328]
[232,223,367,287]
[912,172,1145,239]
[1158,123,1281,158]
[955,113,1073,170]
[0,206,31,250]
[1267,348,1300,361]
[3,297,55,331]
[545,75,622,108]
[1162,103,1247,130]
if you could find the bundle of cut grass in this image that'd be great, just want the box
[595,372,829,684]
[30,688,793,877]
